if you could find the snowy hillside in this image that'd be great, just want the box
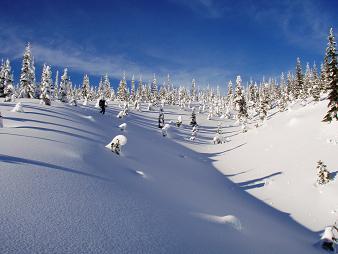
[0,99,336,253]
[169,99,337,232]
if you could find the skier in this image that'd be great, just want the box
[321,225,337,252]
[99,98,106,114]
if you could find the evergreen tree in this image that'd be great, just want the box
[32,57,38,98]
[0,60,5,97]
[40,64,52,105]
[117,73,128,101]
[97,76,104,98]
[320,63,327,92]
[258,93,269,123]
[82,74,90,99]
[316,160,330,185]
[248,81,256,108]
[59,68,70,102]
[234,75,248,122]
[226,80,233,108]
[159,83,166,101]
[19,43,35,98]
[130,74,136,101]
[136,75,143,100]
[286,71,293,99]
[294,57,304,99]
[165,74,171,93]
[110,87,115,101]
[3,59,14,101]
[323,55,330,91]
[103,73,111,99]
[54,70,59,99]
[323,28,338,122]
[190,107,197,126]
[151,73,158,101]
[311,63,321,101]
[303,62,311,99]
[191,78,196,101]
[278,87,288,112]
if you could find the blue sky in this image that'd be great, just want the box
[0,0,337,90]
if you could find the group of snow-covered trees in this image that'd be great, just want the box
[0,27,337,121]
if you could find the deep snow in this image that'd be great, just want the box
[0,99,336,253]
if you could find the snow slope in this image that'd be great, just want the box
[0,99,333,253]
[171,99,337,232]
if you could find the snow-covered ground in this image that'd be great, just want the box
[164,99,338,232]
[0,99,336,253]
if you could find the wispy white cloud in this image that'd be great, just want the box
[0,24,234,87]
[248,0,332,52]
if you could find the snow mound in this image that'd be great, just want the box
[135,170,146,178]
[11,102,24,113]
[117,111,124,118]
[195,213,242,231]
[162,124,170,131]
[119,123,127,131]
[81,115,95,122]
[105,135,128,149]
[286,118,299,127]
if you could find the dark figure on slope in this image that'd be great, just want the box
[99,98,106,114]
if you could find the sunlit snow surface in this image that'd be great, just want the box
[0,98,336,253]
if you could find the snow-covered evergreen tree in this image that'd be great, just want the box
[1,59,14,101]
[97,76,104,98]
[191,78,196,101]
[311,63,321,102]
[316,160,331,185]
[19,43,35,98]
[226,80,233,109]
[233,75,248,123]
[117,73,128,101]
[82,74,91,100]
[54,70,59,100]
[320,63,327,92]
[0,60,5,98]
[130,74,136,101]
[278,87,288,112]
[136,75,143,101]
[323,28,338,122]
[103,73,111,99]
[294,57,303,100]
[110,87,116,101]
[323,55,331,92]
[40,64,52,105]
[32,57,38,98]
[258,88,269,123]
[286,71,293,100]
[59,68,70,102]
[151,73,158,102]
[302,62,311,99]
[190,107,197,126]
